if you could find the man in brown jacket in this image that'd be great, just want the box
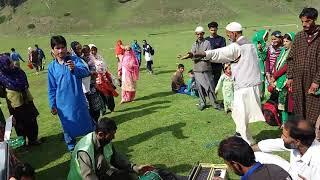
[287,7,320,130]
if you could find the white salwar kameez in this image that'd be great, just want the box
[205,36,265,145]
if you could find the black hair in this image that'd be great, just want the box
[82,45,90,51]
[50,35,67,49]
[188,69,194,74]
[35,44,38,48]
[218,136,256,167]
[299,7,318,20]
[271,30,282,38]
[11,48,15,51]
[208,21,219,28]
[96,117,117,134]
[178,64,184,68]
[284,119,315,147]
[15,163,35,180]
[283,34,293,41]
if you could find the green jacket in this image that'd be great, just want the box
[68,132,113,180]
[252,29,268,77]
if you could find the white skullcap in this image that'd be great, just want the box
[226,22,243,32]
[195,26,204,33]
[27,47,32,51]
[88,44,96,49]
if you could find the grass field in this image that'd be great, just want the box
[0,0,318,179]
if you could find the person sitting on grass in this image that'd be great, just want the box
[215,63,234,113]
[252,118,320,180]
[68,118,152,180]
[171,64,187,94]
[214,136,292,180]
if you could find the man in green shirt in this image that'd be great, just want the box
[68,118,151,180]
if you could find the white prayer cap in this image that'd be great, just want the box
[226,22,243,32]
[88,44,96,49]
[27,47,32,51]
[195,26,204,33]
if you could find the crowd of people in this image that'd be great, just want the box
[0,6,319,180]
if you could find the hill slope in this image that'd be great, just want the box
[0,0,319,34]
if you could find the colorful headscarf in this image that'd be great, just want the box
[252,29,269,49]
[115,40,124,56]
[0,54,29,92]
[122,49,139,81]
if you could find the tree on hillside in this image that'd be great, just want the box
[0,0,26,8]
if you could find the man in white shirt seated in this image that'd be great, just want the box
[252,118,320,180]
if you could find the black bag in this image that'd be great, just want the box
[150,46,155,55]
[263,100,281,127]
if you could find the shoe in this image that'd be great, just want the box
[213,104,223,111]
[198,103,206,111]
[234,132,241,137]
[28,140,42,146]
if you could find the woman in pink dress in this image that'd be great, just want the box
[119,46,139,103]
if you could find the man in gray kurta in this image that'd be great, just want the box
[189,26,222,111]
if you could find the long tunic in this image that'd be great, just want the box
[204,36,265,145]
[215,74,234,112]
[287,26,320,125]
[48,56,94,138]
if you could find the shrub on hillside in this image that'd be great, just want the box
[0,15,5,24]
[0,0,26,8]
[27,23,35,29]
[64,12,71,16]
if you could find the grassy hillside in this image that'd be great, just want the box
[0,0,319,34]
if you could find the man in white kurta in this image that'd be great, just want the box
[188,22,265,145]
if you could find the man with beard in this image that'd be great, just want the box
[180,22,264,144]
[215,136,291,180]
[68,118,151,180]
[287,7,320,134]
[180,26,222,111]
[252,118,320,180]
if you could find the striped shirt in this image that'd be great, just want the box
[266,45,282,74]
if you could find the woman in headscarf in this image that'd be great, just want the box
[0,54,40,145]
[115,40,125,80]
[269,32,295,125]
[28,47,40,75]
[119,45,139,103]
[90,44,118,114]
[252,29,269,100]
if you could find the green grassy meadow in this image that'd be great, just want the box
[0,0,319,179]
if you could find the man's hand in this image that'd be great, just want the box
[132,164,155,174]
[177,52,193,60]
[193,52,206,59]
[308,82,319,95]
[51,107,57,115]
[66,60,75,71]
[298,174,307,180]
[270,76,275,83]
[286,79,293,88]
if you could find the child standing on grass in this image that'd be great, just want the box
[215,63,234,113]
[186,69,198,97]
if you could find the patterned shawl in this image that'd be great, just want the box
[0,54,29,91]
